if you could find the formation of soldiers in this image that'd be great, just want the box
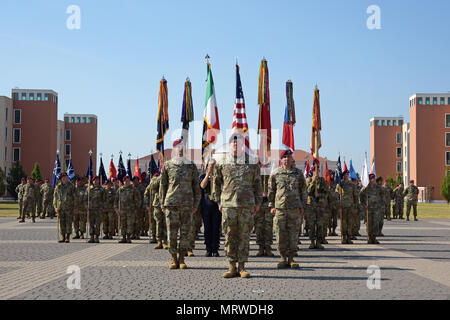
[16,135,421,278]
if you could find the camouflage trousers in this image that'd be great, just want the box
[378,208,384,235]
[102,209,116,235]
[306,205,325,241]
[384,203,391,219]
[58,209,73,236]
[153,207,167,242]
[22,199,36,219]
[42,199,54,217]
[150,208,156,237]
[120,210,136,236]
[353,211,361,236]
[274,208,301,256]
[134,208,145,236]
[366,208,381,236]
[36,200,42,216]
[89,209,102,236]
[189,212,203,250]
[142,208,149,234]
[323,208,332,232]
[18,199,23,218]
[406,200,417,218]
[222,207,254,263]
[330,206,339,230]
[340,206,356,237]
[165,206,192,255]
[254,206,274,247]
[73,211,87,234]
[393,201,404,218]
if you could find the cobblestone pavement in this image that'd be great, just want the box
[1,217,450,300]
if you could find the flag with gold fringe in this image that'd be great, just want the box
[181,78,193,144]
[202,61,220,163]
[258,58,271,164]
[156,77,169,161]
[282,80,296,151]
[311,85,322,164]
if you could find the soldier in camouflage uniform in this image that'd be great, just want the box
[102,180,116,239]
[213,134,262,278]
[131,176,145,240]
[321,186,332,245]
[20,177,38,223]
[40,179,54,219]
[112,178,120,235]
[305,165,328,249]
[268,150,306,269]
[255,173,274,257]
[393,182,405,219]
[328,172,340,236]
[337,170,359,244]
[145,173,167,249]
[188,202,203,256]
[87,176,105,243]
[139,172,150,237]
[115,175,141,243]
[404,180,419,221]
[376,177,385,236]
[160,139,201,270]
[53,173,77,243]
[383,180,393,221]
[15,178,26,219]
[73,178,88,239]
[360,173,384,244]
[35,181,43,218]
[352,179,363,238]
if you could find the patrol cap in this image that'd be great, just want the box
[44,178,49,182]
[229,133,243,143]
[280,149,293,159]
[173,139,183,148]
[410,180,414,183]
[21,177,26,182]
[132,176,140,181]
[60,173,68,178]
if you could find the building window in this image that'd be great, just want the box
[447,152,450,166]
[14,110,21,124]
[13,148,20,162]
[21,93,27,101]
[441,97,445,105]
[446,132,450,147]
[65,144,71,156]
[425,97,430,105]
[387,120,391,126]
[88,117,93,123]
[65,130,71,141]
[396,147,402,158]
[433,97,438,105]
[405,146,407,156]
[71,117,75,123]
[65,117,69,123]
[13,129,20,143]
[396,133,402,144]
[418,97,423,105]
[448,97,450,105]
[82,117,86,123]
[381,120,385,126]
[393,120,397,126]
[5,108,8,121]
[396,162,402,173]
[446,114,450,128]
[76,117,81,123]
[29,93,34,101]
[398,120,403,126]
[44,93,49,101]
[5,127,7,142]
[37,93,42,101]
[375,120,380,126]
[13,93,18,100]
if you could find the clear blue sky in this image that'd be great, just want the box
[1,0,449,172]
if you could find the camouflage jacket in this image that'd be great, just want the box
[114,185,141,212]
[213,154,262,208]
[403,185,419,202]
[87,185,105,210]
[159,158,201,209]
[103,187,116,210]
[136,183,147,209]
[40,184,54,202]
[23,183,38,202]
[383,186,393,206]
[53,182,76,211]
[268,166,307,209]
[75,185,88,212]
[260,175,270,208]
[329,181,340,209]
[145,176,161,208]
[393,186,404,202]
[338,180,359,209]
[15,183,25,201]
[306,176,329,207]
[359,183,384,209]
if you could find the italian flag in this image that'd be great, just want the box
[202,62,220,160]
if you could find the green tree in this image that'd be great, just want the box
[31,162,43,182]
[7,161,27,200]
[440,167,450,204]
[0,167,5,196]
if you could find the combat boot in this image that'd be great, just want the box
[65,234,70,243]
[80,233,85,239]
[321,238,328,244]
[414,217,418,221]
[223,262,238,278]
[341,235,347,244]
[58,234,66,243]
[331,228,338,236]
[32,216,35,223]
[277,255,289,269]
[406,217,410,221]
[135,234,140,240]
[288,254,299,269]
[40,215,45,219]
[264,246,274,257]
[179,252,187,269]
[315,240,324,250]
[367,236,374,244]
[256,245,265,257]
[347,235,353,244]
[238,262,250,278]
[19,218,25,223]
[154,241,163,249]
[373,236,380,244]
[187,250,195,257]
[126,234,132,243]
[94,235,100,243]
[73,231,80,239]
[309,240,315,249]
[169,254,179,270]
[102,233,109,240]
[163,242,168,249]
[150,235,157,244]
[88,236,95,243]
[119,235,127,243]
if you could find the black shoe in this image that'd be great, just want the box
[212,252,220,257]
[414,218,418,221]
[205,251,212,257]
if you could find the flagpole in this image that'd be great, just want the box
[87,149,92,241]
[56,150,60,242]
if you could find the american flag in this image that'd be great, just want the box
[232,64,250,154]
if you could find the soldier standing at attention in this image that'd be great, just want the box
[40,178,54,219]
[112,178,120,235]
[383,180,393,221]
[268,149,306,269]
[305,165,328,249]
[404,180,419,221]
[328,171,340,236]
[131,176,144,240]
[87,176,105,243]
[213,134,262,278]
[393,182,405,219]
[255,171,274,257]
[115,175,141,243]
[139,172,149,237]
[353,178,363,238]
[160,139,201,270]
[53,173,77,243]
[20,177,37,223]
[337,170,359,244]
[15,178,26,219]
[102,180,116,239]
[73,178,88,239]
[145,173,167,249]
[376,177,385,237]
[35,180,43,218]
[360,173,384,244]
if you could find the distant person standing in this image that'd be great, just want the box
[20,177,37,223]
[15,178,26,219]
[393,182,405,219]
[40,178,54,219]
[404,180,419,221]
[360,173,384,244]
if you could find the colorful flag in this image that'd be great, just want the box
[52,154,61,188]
[147,154,158,183]
[156,77,169,161]
[258,58,271,161]
[85,154,93,179]
[304,160,310,179]
[126,158,132,178]
[349,160,358,181]
[370,156,376,177]
[311,86,322,163]
[109,158,117,180]
[181,78,194,144]
[98,157,107,184]
[282,80,296,151]
[343,161,348,173]
[133,159,141,180]
[324,162,331,186]
[116,154,127,182]
[202,62,220,163]
[66,159,75,182]
[232,63,250,154]
[361,154,369,187]
[335,156,343,186]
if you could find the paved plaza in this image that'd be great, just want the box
[1,217,450,300]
